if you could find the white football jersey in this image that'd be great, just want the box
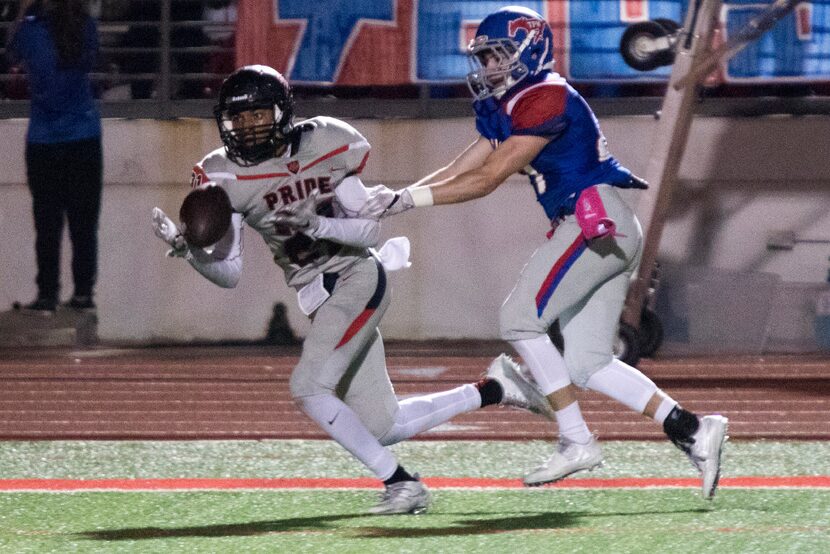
[191,116,372,288]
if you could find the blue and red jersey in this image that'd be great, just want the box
[474,72,638,221]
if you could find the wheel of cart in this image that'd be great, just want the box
[619,20,678,71]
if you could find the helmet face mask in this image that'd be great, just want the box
[214,65,294,166]
[466,36,526,100]
[465,7,555,101]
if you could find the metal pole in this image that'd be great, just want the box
[621,0,723,328]
[674,0,804,90]
[159,0,172,117]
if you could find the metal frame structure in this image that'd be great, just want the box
[621,0,809,337]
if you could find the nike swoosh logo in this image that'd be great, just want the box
[328,412,339,426]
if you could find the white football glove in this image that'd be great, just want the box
[357,185,414,219]
[273,190,321,234]
[151,207,189,258]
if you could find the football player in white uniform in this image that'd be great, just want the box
[151,65,554,514]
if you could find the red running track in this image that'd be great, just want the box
[0,343,827,441]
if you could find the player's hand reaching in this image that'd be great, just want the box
[357,185,415,219]
[273,190,321,234]
[151,207,189,258]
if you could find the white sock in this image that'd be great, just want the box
[555,402,593,444]
[509,335,572,396]
[379,384,481,446]
[295,394,398,480]
[584,359,658,414]
[653,397,678,425]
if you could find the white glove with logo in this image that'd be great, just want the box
[357,185,416,219]
[152,207,189,258]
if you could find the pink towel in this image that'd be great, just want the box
[575,186,618,240]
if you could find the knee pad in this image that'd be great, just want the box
[565,349,613,388]
[584,358,658,414]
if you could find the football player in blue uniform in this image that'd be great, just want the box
[361,6,727,499]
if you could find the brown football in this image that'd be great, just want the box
[179,186,232,248]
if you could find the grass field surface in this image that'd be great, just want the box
[0,440,827,553]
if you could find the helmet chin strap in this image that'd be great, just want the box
[275,141,290,158]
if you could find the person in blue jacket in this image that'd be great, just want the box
[7,0,101,313]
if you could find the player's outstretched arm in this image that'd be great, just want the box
[424,134,549,205]
[356,138,492,220]
[412,137,493,188]
[185,213,244,289]
[151,206,244,288]
[359,134,548,218]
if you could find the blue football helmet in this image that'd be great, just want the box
[466,6,555,100]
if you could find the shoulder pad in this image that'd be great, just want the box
[508,84,569,135]
[298,116,367,143]
[295,116,371,175]
[193,147,236,187]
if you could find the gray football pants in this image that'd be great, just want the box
[288,256,400,439]
[500,185,643,386]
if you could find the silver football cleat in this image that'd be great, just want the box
[687,415,729,499]
[368,479,431,515]
[523,436,604,487]
[486,354,555,420]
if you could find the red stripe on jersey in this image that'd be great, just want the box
[303,144,350,171]
[335,309,375,349]
[233,143,357,180]
[236,172,291,180]
[511,85,567,131]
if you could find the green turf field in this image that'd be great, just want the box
[0,440,828,553]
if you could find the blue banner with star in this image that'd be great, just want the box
[235,0,830,85]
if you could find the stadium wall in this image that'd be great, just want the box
[0,115,828,348]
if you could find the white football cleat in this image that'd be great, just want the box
[687,415,729,499]
[523,436,604,487]
[485,354,555,420]
[368,479,431,515]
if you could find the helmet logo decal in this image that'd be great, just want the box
[508,17,544,43]
[287,161,300,174]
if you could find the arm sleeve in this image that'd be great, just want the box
[186,212,244,288]
[334,175,370,216]
[310,217,379,248]
[308,175,379,247]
